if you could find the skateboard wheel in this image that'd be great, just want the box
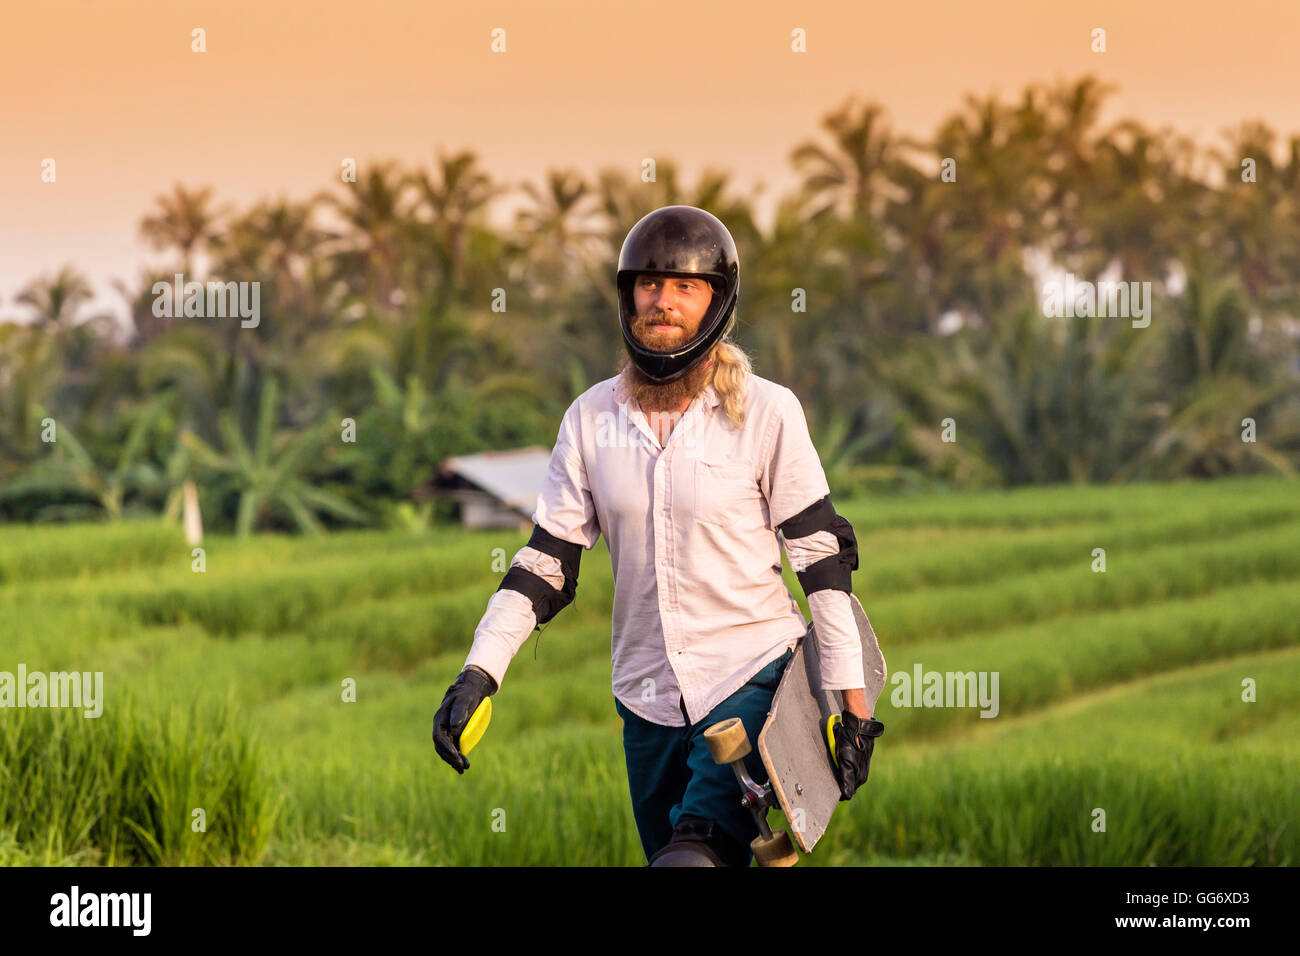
[750,829,799,867]
[703,717,751,764]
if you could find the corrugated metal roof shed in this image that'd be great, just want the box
[434,446,552,528]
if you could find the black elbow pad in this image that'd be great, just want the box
[497,522,584,627]
[778,495,859,595]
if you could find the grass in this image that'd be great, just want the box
[0,474,1296,866]
[0,693,279,865]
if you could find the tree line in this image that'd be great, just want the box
[1,75,1297,532]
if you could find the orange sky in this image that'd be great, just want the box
[4,0,1300,324]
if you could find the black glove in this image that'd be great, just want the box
[833,711,884,801]
[432,666,496,774]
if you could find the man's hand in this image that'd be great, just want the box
[832,710,884,801]
[432,666,496,774]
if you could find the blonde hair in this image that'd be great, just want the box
[709,335,752,430]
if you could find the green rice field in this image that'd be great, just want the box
[1,475,1297,866]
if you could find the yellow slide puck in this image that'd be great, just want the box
[459,697,492,756]
[825,714,840,768]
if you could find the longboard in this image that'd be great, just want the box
[703,594,886,864]
[758,594,887,851]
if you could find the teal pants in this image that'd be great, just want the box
[615,647,794,866]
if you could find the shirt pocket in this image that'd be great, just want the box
[693,458,761,527]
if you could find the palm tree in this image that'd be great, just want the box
[594,161,686,237]
[874,296,1171,485]
[212,196,330,354]
[791,96,903,223]
[10,268,109,427]
[1033,75,1115,265]
[513,168,603,299]
[408,149,505,312]
[319,161,412,313]
[114,268,184,346]
[137,324,230,441]
[1,396,169,521]
[503,168,604,388]
[139,184,229,276]
[1113,250,1300,479]
[1077,120,1206,284]
[929,92,1045,320]
[807,407,874,492]
[1118,375,1299,480]
[16,266,95,332]
[0,323,62,465]
[134,423,198,524]
[1211,122,1300,312]
[219,198,325,294]
[180,377,368,535]
[790,97,904,317]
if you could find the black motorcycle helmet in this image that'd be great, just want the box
[616,205,740,383]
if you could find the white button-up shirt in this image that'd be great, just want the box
[464,371,866,727]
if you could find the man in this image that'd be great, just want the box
[433,205,883,866]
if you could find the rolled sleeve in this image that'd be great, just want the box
[464,589,537,690]
[807,590,865,691]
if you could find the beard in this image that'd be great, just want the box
[618,310,715,413]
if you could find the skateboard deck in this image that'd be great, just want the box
[756,594,886,852]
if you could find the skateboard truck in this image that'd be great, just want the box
[703,717,800,867]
